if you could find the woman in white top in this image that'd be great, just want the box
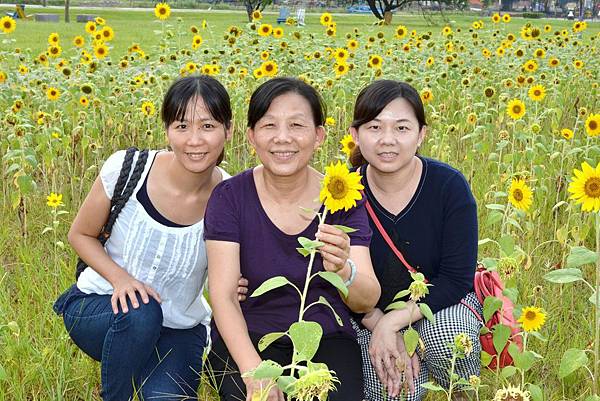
[53,76,233,401]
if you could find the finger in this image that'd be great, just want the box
[238,286,248,295]
[318,242,349,260]
[404,357,414,394]
[126,289,140,309]
[111,294,119,314]
[145,285,162,303]
[119,293,129,313]
[238,294,247,302]
[317,223,346,236]
[319,253,347,272]
[315,229,348,247]
[371,352,386,384]
[239,277,249,286]
[134,283,150,304]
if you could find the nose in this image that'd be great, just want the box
[378,126,397,145]
[186,130,205,146]
[273,125,293,143]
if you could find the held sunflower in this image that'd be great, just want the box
[517,306,546,332]
[508,178,533,211]
[568,161,600,212]
[319,161,364,213]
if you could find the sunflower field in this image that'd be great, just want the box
[0,3,599,400]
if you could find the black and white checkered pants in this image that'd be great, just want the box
[352,292,483,401]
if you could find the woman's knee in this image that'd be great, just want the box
[112,297,163,338]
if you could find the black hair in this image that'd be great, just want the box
[350,80,427,167]
[161,75,232,130]
[161,75,232,165]
[247,77,326,129]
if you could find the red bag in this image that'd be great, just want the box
[473,266,523,369]
[364,199,522,369]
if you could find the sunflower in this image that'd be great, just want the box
[320,161,364,213]
[0,16,16,34]
[467,113,477,125]
[528,85,546,102]
[79,96,89,107]
[561,128,574,140]
[48,45,62,58]
[569,161,600,212]
[320,12,332,26]
[420,89,433,104]
[523,59,538,73]
[333,62,349,77]
[506,99,526,120]
[395,25,407,39]
[273,27,284,39]
[368,54,383,69]
[347,39,358,51]
[48,32,60,45]
[502,13,511,23]
[491,13,500,23]
[258,23,272,37]
[340,134,356,158]
[334,47,348,62]
[94,44,109,59]
[326,27,336,37]
[548,57,560,67]
[484,86,495,98]
[253,68,264,79]
[442,26,452,36]
[100,26,114,41]
[73,35,85,47]
[95,16,106,25]
[46,193,63,208]
[154,3,171,20]
[573,60,584,69]
[508,178,533,211]
[585,114,599,137]
[534,48,545,58]
[493,385,531,401]
[141,101,155,116]
[260,50,270,60]
[0,71,7,84]
[260,60,278,77]
[518,306,546,332]
[192,35,203,49]
[85,21,97,34]
[251,9,262,21]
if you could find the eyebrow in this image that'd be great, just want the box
[371,118,413,123]
[177,116,215,122]
[262,113,308,120]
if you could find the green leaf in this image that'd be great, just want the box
[528,384,544,401]
[584,396,600,401]
[251,360,284,380]
[298,236,325,250]
[403,327,419,357]
[289,321,323,363]
[501,366,517,378]
[16,175,36,195]
[492,324,511,356]
[499,235,515,257]
[392,289,411,300]
[485,204,506,211]
[0,363,6,381]
[317,271,348,297]
[258,332,286,352]
[483,296,503,322]
[250,276,292,297]
[316,296,343,326]
[558,348,588,379]
[420,382,444,391]
[502,287,519,304]
[41,227,53,235]
[528,331,547,342]
[566,246,598,268]
[277,375,297,393]
[486,210,503,226]
[418,303,435,324]
[480,350,493,367]
[543,268,583,284]
[385,301,407,311]
[508,343,536,372]
[478,238,496,246]
[296,247,311,257]
[589,290,600,308]
[333,224,358,233]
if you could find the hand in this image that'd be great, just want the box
[315,224,350,275]
[243,377,284,401]
[110,272,161,314]
[386,333,421,397]
[369,315,401,393]
[238,277,249,302]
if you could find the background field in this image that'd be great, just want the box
[0,5,599,401]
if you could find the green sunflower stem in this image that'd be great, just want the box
[594,211,600,395]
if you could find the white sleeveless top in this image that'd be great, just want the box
[77,150,229,329]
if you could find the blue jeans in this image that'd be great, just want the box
[55,286,207,401]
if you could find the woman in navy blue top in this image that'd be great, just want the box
[348,80,483,401]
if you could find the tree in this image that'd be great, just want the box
[244,0,273,22]
[366,0,466,24]
[65,0,70,23]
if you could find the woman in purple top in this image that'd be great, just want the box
[204,77,381,401]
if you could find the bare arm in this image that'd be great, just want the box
[68,175,160,313]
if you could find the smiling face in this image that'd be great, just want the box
[166,96,231,174]
[248,92,325,177]
[350,97,425,174]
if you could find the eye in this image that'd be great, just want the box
[397,125,409,132]
[262,123,275,128]
[367,124,380,130]
[175,123,187,129]
[203,123,215,129]
[291,122,305,128]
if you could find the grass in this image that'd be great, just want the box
[0,5,599,401]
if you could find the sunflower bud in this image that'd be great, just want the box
[453,333,473,357]
[290,365,339,401]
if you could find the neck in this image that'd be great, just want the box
[367,156,420,195]
[166,154,216,195]
[258,166,312,204]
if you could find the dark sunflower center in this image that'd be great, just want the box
[327,178,348,200]
[534,90,541,96]
[513,189,524,201]
[159,8,166,15]
[347,142,355,150]
[589,120,598,131]
[4,21,11,29]
[265,64,273,71]
[525,311,536,320]
[584,177,600,198]
[512,105,522,114]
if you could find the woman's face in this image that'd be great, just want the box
[350,97,425,174]
[166,96,231,174]
[248,92,325,178]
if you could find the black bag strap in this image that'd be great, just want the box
[75,147,149,279]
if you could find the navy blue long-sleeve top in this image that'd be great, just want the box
[358,157,478,314]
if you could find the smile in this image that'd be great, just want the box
[185,152,208,160]
[270,151,297,160]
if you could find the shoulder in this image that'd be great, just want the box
[422,157,470,190]
[213,167,253,192]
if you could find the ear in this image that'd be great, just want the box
[349,126,359,145]
[246,127,256,148]
[314,125,326,150]
[224,124,233,142]
[417,125,427,148]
